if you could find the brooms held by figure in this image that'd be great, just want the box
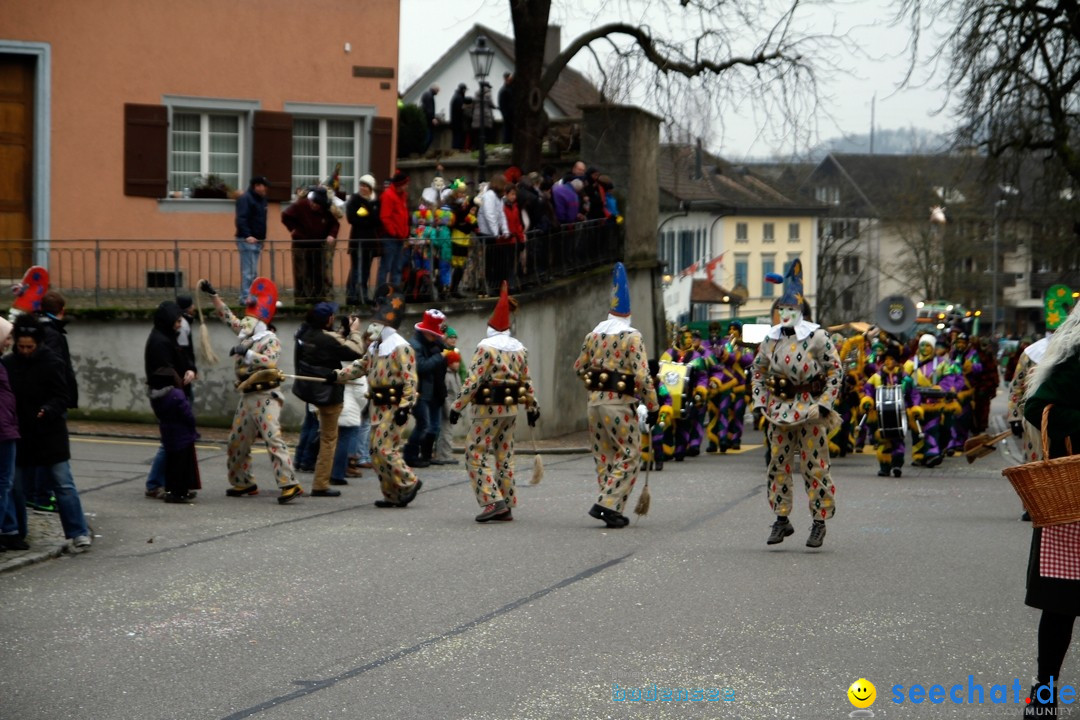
[964,429,1013,464]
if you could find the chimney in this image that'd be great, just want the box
[694,138,703,180]
[544,25,561,66]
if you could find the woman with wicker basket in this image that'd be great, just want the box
[1017,304,1080,716]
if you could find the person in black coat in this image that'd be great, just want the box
[449,83,468,150]
[4,314,91,549]
[292,302,365,496]
[345,175,381,307]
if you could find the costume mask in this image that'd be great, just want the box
[778,306,801,328]
[918,341,934,361]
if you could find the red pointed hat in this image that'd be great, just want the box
[488,281,514,332]
[12,266,48,313]
[414,308,447,338]
[245,277,279,323]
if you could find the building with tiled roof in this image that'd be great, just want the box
[657,143,826,325]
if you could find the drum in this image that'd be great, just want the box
[659,361,690,418]
[876,385,908,441]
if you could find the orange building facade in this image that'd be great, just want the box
[0,0,399,293]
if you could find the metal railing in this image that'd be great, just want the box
[4,219,624,308]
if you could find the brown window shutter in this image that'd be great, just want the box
[252,110,293,202]
[370,116,394,184]
[124,104,167,198]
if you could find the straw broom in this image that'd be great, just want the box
[528,408,544,484]
[634,415,656,517]
[193,283,220,366]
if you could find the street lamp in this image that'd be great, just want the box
[992,198,1007,338]
[469,35,495,186]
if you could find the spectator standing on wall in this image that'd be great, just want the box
[497,72,514,143]
[345,174,381,307]
[477,175,510,297]
[449,83,468,150]
[420,84,440,152]
[235,176,269,303]
[378,171,411,290]
[281,186,338,304]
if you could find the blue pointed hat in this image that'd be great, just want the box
[778,259,804,307]
[610,262,631,316]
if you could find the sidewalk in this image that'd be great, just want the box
[0,419,590,575]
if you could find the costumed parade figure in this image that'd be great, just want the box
[333,289,423,508]
[751,259,842,548]
[904,335,960,467]
[641,359,673,470]
[200,278,303,504]
[659,328,708,460]
[946,332,981,455]
[1009,334,1049,466]
[862,344,911,477]
[831,332,868,457]
[449,282,539,522]
[574,263,658,529]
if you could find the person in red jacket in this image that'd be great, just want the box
[501,185,526,292]
[378,171,411,289]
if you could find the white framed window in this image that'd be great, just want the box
[763,222,775,243]
[736,222,748,242]
[788,222,800,242]
[734,253,749,288]
[285,103,375,193]
[762,254,776,297]
[164,96,258,195]
[815,185,840,205]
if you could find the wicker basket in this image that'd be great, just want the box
[1003,405,1080,527]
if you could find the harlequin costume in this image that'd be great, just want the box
[335,289,422,507]
[202,278,303,504]
[716,322,754,452]
[862,345,912,477]
[904,335,961,467]
[750,259,842,548]
[658,328,709,460]
[574,263,658,528]
[945,333,981,455]
[449,282,538,522]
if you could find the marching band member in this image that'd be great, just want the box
[863,345,911,477]
[751,259,842,548]
[575,263,658,529]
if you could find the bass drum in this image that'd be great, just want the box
[876,385,908,441]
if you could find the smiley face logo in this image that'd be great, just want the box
[847,678,876,709]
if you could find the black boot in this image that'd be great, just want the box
[767,517,793,545]
[420,434,436,462]
[1024,682,1058,717]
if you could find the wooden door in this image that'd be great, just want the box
[0,55,34,278]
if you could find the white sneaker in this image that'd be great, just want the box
[72,535,91,549]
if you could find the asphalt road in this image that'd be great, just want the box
[0,395,1053,720]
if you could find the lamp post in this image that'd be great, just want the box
[992,198,1007,338]
[469,35,494,186]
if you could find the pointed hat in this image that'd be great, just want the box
[609,262,631,316]
[488,281,513,332]
[777,259,804,308]
[245,277,279,323]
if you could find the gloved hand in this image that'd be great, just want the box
[324,370,339,385]
[1010,420,1024,438]
[860,396,874,412]
[394,406,410,426]
[229,344,247,357]
[527,406,540,427]
[199,279,217,296]
[449,409,461,425]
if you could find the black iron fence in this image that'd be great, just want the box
[6,219,623,309]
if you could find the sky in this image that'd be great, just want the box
[398,0,954,159]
